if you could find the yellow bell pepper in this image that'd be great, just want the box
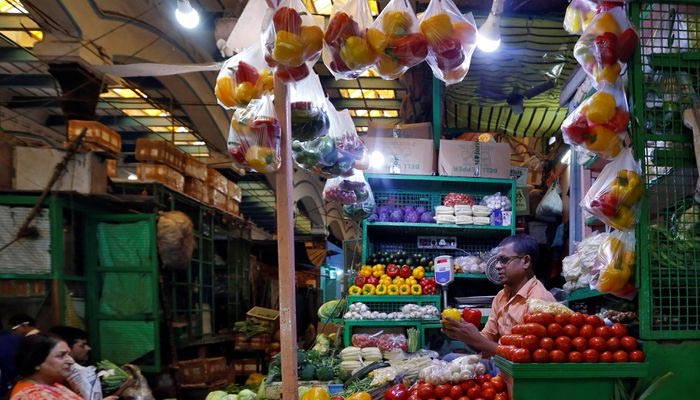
[564,6,582,34]
[590,12,621,37]
[392,277,405,286]
[375,284,388,295]
[441,308,461,321]
[611,170,643,207]
[594,63,622,84]
[273,31,305,67]
[412,266,425,279]
[420,13,454,46]
[300,25,323,59]
[586,126,622,158]
[214,75,236,108]
[382,10,413,36]
[348,285,362,295]
[301,387,330,400]
[608,205,636,231]
[234,81,258,106]
[360,266,372,277]
[410,284,422,295]
[347,393,371,400]
[256,69,274,94]
[387,284,399,295]
[362,283,376,295]
[339,36,375,70]
[398,284,410,295]
[367,28,391,54]
[597,237,634,293]
[405,276,417,286]
[379,276,392,286]
[245,145,278,173]
[373,270,384,278]
[375,54,402,78]
[585,91,617,123]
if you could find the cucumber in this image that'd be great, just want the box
[343,361,391,388]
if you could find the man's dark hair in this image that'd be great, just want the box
[8,314,35,328]
[499,234,540,267]
[14,333,63,377]
[49,326,88,348]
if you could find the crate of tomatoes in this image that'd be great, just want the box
[494,311,648,400]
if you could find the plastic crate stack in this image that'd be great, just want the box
[134,139,186,192]
[206,168,242,217]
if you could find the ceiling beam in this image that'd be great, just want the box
[0,73,54,88]
[0,14,40,30]
[45,114,192,127]
[0,46,38,62]
[330,98,402,109]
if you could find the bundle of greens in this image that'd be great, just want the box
[96,360,129,395]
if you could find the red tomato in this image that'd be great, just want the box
[579,324,594,339]
[572,337,588,352]
[495,394,508,400]
[524,323,547,338]
[563,324,579,338]
[408,394,420,400]
[595,326,612,339]
[549,349,567,363]
[532,348,550,363]
[600,351,614,363]
[449,385,463,399]
[523,313,532,323]
[521,334,539,352]
[530,312,555,326]
[482,388,496,400]
[441,397,452,400]
[490,376,505,392]
[460,380,476,393]
[481,382,495,391]
[569,312,586,327]
[457,397,469,400]
[606,337,621,352]
[418,384,435,400]
[611,323,629,338]
[540,337,555,351]
[434,385,451,398]
[554,313,570,326]
[499,334,523,347]
[555,336,572,353]
[589,337,607,352]
[478,374,492,384]
[547,323,564,338]
[630,350,645,362]
[621,336,638,351]
[613,350,629,362]
[583,349,599,363]
[586,315,604,327]
[467,387,481,399]
[512,348,531,363]
[568,351,584,363]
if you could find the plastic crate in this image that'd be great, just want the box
[348,295,441,310]
[184,155,207,181]
[630,1,700,339]
[234,333,270,350]
[247,306,280,322]
[68,120,121,155]
[136,163,185,192]
[135,139,185,173]
[174,357,229,389]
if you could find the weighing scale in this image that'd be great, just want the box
[433,255,454,307]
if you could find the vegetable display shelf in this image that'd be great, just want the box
[495,356,648,400]
[566,288,604,303]
[343,319,435,348]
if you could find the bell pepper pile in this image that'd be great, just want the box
[227,96,281,173]
[215,61,274,108]
[419,1,477,84]
[573,6,639,86]
[325,3,376,79]
[588,169,643,231]
[264,5,323,83]
[563,0,597,35]
[594,233,635,293]
[349,264,435,296]
[368,2,428,79]
[561,89,628,159]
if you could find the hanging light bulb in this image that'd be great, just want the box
[176,0,200,29]
[477,0,504,53]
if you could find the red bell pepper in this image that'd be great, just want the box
[462,307,482,327]
[273,7,302,34]
[590,192,620,217]
[386,264,400,278]
[435,38,465,70]
[605,107,630,133]
[385,384,409,400]
[386,33,428,65]
[366,275,379,286]
[355,275,367,287]
[563,112,591,145]
[617,28,639,63]
[594,32,618,67]
[399,265,412,279]
[250,118,281,145]
[235,61,260,85]
[324,12,359,46]
[275,63,309,83]
[422,285,437,295]
[597,1,624,13]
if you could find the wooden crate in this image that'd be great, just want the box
[234,333,270,351]
[137,163,185,192]
[68,120,121,156]
[231,358,261,375]
[174,357,229,389]
[135,139,185,172]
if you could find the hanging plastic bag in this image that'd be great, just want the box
[227,94,281,173]
[563,0,598,35]
[583,147,643,231]
[289,72,330,141]
[261,0,324,83]
[324,169,370,205]
[322,0,377,80]
[293,101,368,177]
[561,83,629,159]
[368,0,428,79]
[344,184,376,221]
[573,4,639,87]
[419,0,478,85]
[215,43,274,109]
[590,230,635,294]
[535,181,563,222]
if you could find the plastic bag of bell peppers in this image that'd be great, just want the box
[322,0,377,80]
[590,229,636,295]
[323,169,371,205]
[573,3,639,87]
[582,147,643,231]
[289,72,330,142]
[563,0,599,35]
[419,0,478,85]
[215,43,274,109]
[367,0,428,80]
[292,100,368,177]
[261,0,324,83]
[561,83,629,160]
[227,94,281,173]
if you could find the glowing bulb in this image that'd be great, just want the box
[127,173,138,181]
[369,150,385,169]
[477,0,504,53]
[176,0,200,29]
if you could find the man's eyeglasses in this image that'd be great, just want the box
[495,255,525,266]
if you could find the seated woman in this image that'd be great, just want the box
[10,333,83,400]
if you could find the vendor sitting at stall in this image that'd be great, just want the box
[442,234,556,356]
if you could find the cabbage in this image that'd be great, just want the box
[378,211,390,222]
[377,205,390,214]
[404,209,419,223]
[238,389,257,400]
[368,213,378,222]
[206,391,229,400]
[389,209,404,222]
[415,206,427,215]
[420,211,434,223]
[403,206,415,214]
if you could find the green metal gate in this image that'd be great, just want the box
[630,0,700,339]
[86,213,160,371]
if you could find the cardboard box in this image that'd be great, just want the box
[364,137,436,175]
[14,147,107,194]
[438,140,512,179]
[367,121,433,139]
